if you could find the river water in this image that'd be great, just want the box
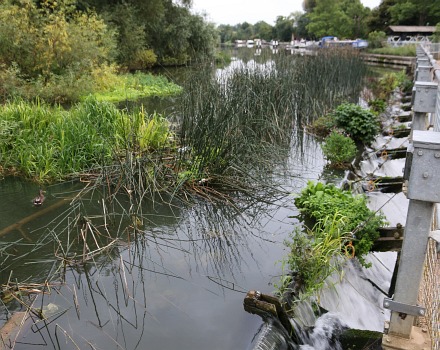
[1,48,392,349]
[0,130,326,350]
[0,48,333,348]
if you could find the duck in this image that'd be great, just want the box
[33,189,45,206]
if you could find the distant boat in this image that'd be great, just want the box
[319,36,368,49]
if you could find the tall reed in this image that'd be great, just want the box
[178,49,367,190]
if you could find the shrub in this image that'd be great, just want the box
[321,130,357,166]
[308,115,337,137]
[294,181,387,266]
[369,69,412,100]
[129,49,158,71]
[367,31,386,49]
[0,0,117,103]
[368,98,387,114]
[331,103,380,145]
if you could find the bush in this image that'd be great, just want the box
[308,115,337,137]
[331,103,380,145]
[0,0,117,103]
[294,181,387,266]
[321,130,357,166]
[369,69,412,100]
[128,49,158,71]
[368,98,387,114]
[367,31,387,49]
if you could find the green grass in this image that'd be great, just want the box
[367,45,416,57]
[0,98,173,182]
[90,72,183,103]
[278,213,351,299]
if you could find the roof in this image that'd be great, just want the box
[388,25,436,33]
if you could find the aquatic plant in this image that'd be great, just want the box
[330,103,380,145]
[0,99,173,183]
[294,181,386,266]
[178,49,368,193]
[279,213,351,299]
[321,130,357,167]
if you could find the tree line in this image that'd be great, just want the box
[218,0,440,43]
[0,0,218,102]
[0,0,439,103]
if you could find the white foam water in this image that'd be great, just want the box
[299,313,346,350]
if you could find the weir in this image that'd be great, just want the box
[245,43,440,350]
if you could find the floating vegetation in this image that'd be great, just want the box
[91,72,183,103]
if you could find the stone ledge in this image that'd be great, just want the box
[382,326,431,350]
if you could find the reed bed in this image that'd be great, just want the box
[0,49,366,202]
[178,49,367,193]
[0,98,174,183]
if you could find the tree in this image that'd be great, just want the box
[306,0,351,38]
[78,0,218,66]
[254,21,273,41]
[101,2,147,68]
[240,22,254,39]
[389,0,440,26]
[366,0,397,32]
[306,0,369,39]
[295,13,312,39]
[341,0,370,38]
[0,0,116,80]
[302,0,317,12]
[368,0,440,30]
[273,16,294,41]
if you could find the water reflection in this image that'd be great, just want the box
[3,193,298,349]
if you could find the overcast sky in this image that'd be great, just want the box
[191,0,382,26]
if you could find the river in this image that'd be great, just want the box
[0,48,338,349]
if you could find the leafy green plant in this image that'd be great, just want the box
[280,213,351,298]
[368,69,412,100]
[0,99,174,182]
[368,98,387,114]
[321,130,357,166]
[331,103,380,145]
[294,181,386,266]
[308,115,337,137]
